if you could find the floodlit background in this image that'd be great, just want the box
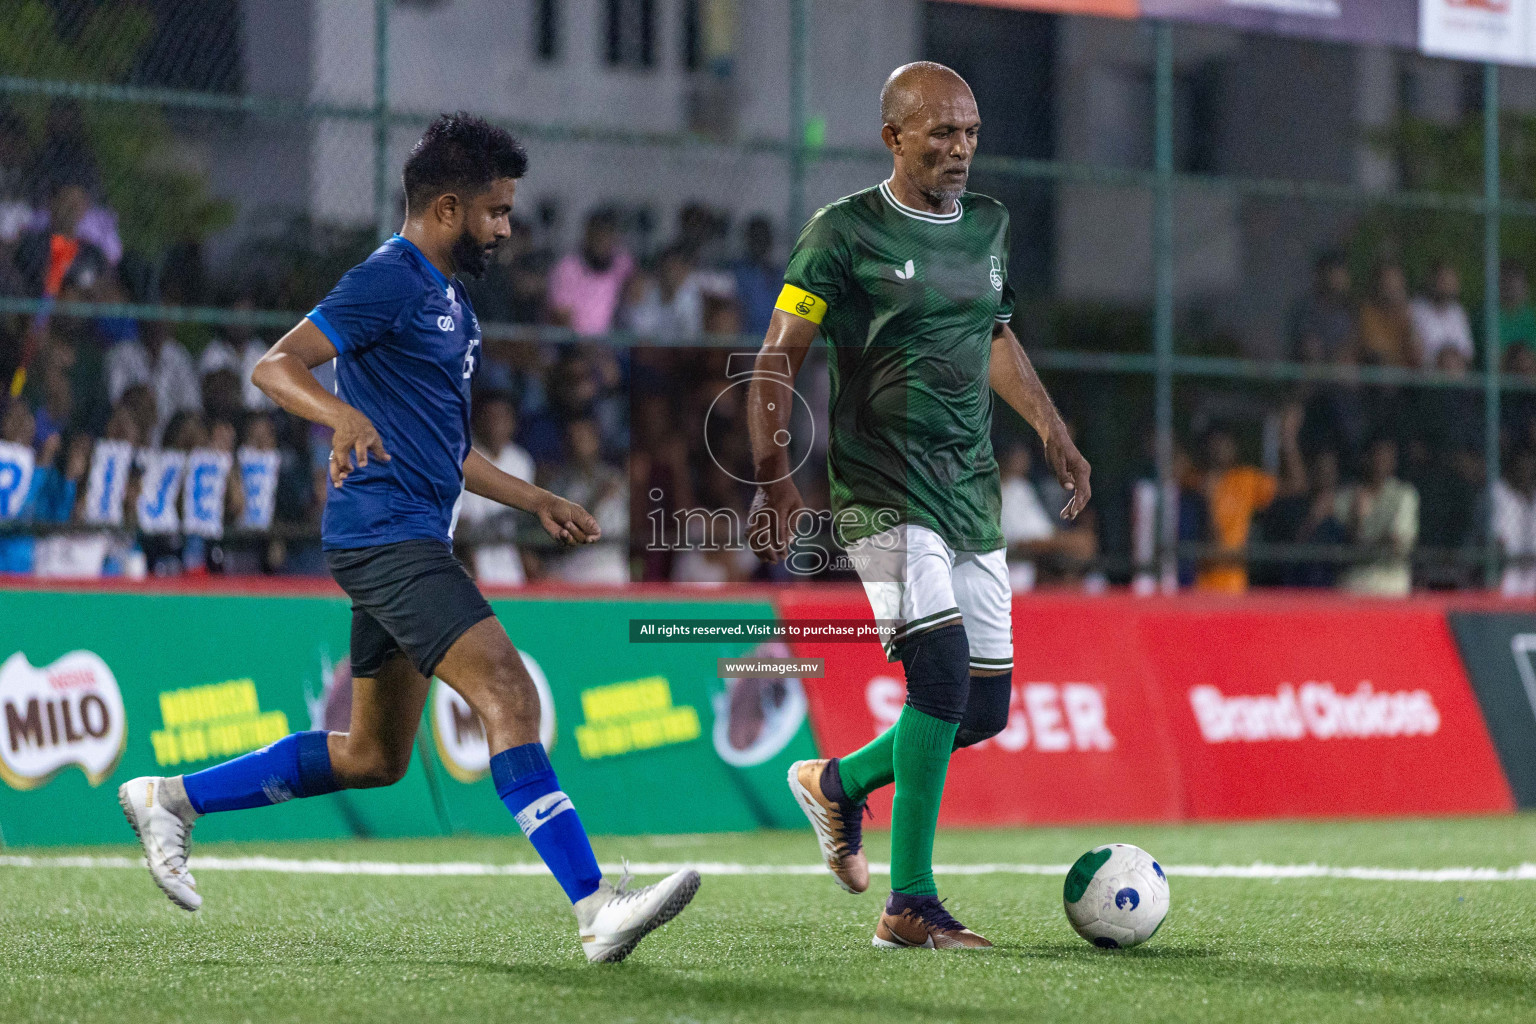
[5,0,1536,593]
[5,7,1536,1022]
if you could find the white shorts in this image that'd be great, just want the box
[844,523,1013,673]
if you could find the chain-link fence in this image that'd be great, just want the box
[1,0,1534,593]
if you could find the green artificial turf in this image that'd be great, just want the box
[4,816,1536,1023]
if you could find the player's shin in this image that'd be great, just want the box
[840,668,1008,805]
[179,730,340,815]
[490,742,603,904]
[837,726,895,803]
[889,624,969,897]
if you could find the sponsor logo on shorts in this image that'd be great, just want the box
[0,650,126,789]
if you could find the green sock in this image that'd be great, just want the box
[889,706,958,896]
[837,726,895,803]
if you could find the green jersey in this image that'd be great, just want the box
[779,181,1016,552]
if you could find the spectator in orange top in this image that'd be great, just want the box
[13,182,109,301]
[1194,414,1306,593]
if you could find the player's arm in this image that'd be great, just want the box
[462,448,598,546]
[988,321,1092,520]
[250,319,389,488]
[746,304,820,563]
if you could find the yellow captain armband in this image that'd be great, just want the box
[775,284,828,325]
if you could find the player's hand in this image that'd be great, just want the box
[1045,430,1092,521]
[748,480,805,564]
[537,493,600,546]
[330,410,390,487]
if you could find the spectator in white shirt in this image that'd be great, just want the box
[198,300,271,411]
[620,245,706,341]
[456,392,536,586]
[105,321,200,441]
[1000,445,1056,592]
[1409,262,1475,366]
[1493,448,1536,597]
[999,444,1095,591]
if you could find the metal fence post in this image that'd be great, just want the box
[1153,22,1176,587]
[787,0,809,236]
[1484,61,1502,590]
[374,0,393,244]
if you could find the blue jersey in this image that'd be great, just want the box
[307,235,481,550]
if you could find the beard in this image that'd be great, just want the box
[923,185,965,207]
[451,228,498,279]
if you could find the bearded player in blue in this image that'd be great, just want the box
[118,113,699,963]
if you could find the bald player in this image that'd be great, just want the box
[750,62,1092,949]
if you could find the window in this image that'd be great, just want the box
[605,0,656,69]
[535,0,561,62]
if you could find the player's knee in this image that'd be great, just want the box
[953,672,1011,749]
[898,623,970,724]
[481,653,540,729]
[338,735,412,788]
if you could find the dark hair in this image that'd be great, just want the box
[1200,422,1237,446]
[585,207,620,232]
[402,112,528,215]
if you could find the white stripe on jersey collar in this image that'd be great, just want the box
[878,180,963,224]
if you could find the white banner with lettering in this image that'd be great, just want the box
[182,449,231,539]
[0,441,36,520]
[237,448,280,531]
[135,450,186,535]
[82,440,134,526]
[1421,0,1536,66]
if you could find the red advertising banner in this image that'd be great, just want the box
[780,591,1184,827]
[783,590,1513,824]
[1134,600,1513,818]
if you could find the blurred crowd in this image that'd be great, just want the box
[1123,250,1536,598]
[0,170,786,584]
[6,161,1536,594]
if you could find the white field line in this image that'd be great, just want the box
[2,855,1536,883]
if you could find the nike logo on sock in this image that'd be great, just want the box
[515,790,574,837]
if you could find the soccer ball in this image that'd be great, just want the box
[1062,843,1170,949]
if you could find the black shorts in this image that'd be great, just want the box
[325,539,496,679]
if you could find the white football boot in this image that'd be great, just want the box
[574,865,701,963]
[118,775,202,911]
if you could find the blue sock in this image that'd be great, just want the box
[181,731,340,814]
[491,743,602,904]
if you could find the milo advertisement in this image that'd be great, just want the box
[0,588,816,846]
